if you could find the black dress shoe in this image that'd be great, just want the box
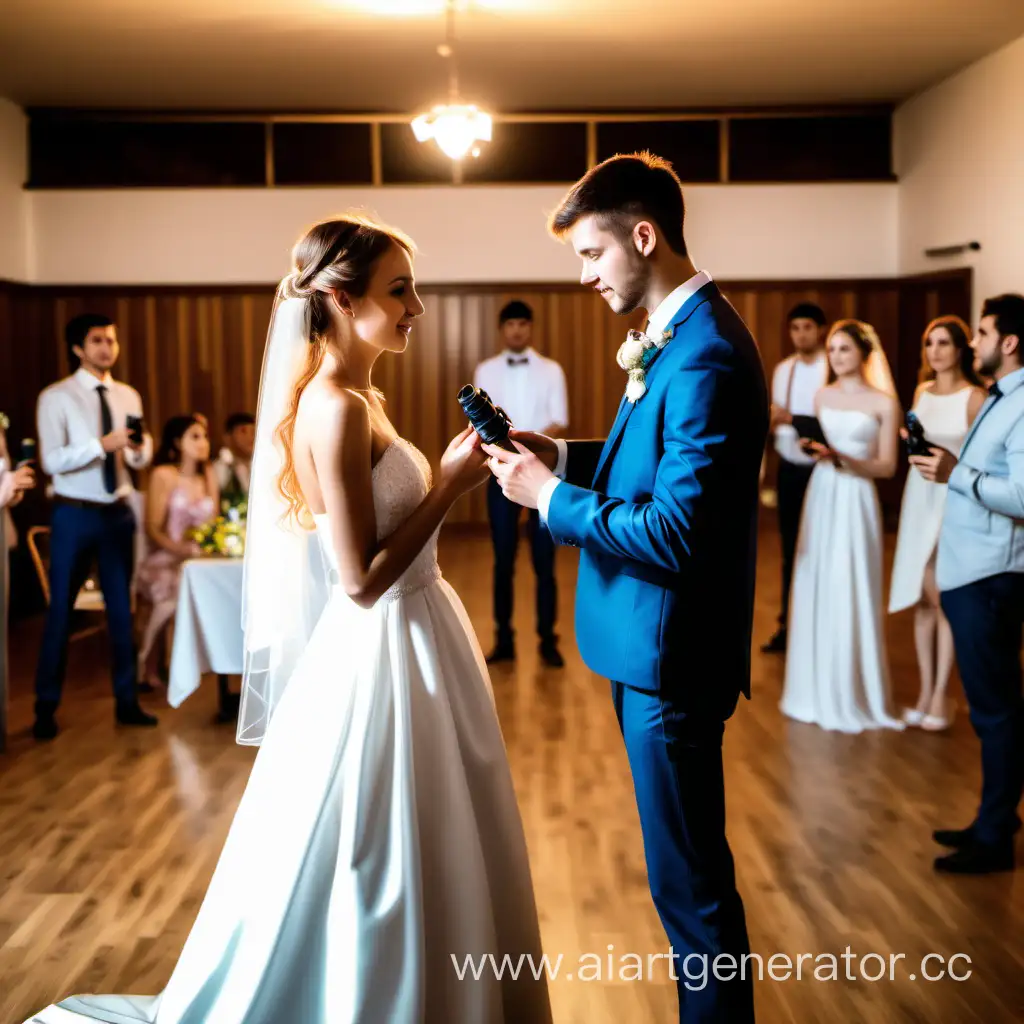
[33,715,59,741]
[33,700,60,741]
[485,642,515,664]
[760,628,787,654]
[933,826,976,849]
[934,842,1014,875]
[539,640,564,668]
[115,702,159,727]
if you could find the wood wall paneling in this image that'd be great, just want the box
[0,272,971,540]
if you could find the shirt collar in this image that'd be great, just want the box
[995,366,1024,396]
[646,270,713,339]
[74,366,113,390]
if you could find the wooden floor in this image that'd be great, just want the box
[1,525,1021,1024]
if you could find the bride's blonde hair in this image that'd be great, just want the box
[275,214,415,525]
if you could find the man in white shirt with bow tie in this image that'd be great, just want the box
[473,300,569,667]
[33,313,157,739]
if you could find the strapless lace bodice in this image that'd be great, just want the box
[820,406,881,460]
[313,438,442,602]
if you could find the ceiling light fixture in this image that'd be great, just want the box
[411,0,492,161]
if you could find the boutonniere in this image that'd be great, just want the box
[616,327,674,402]
[0,412,9,432]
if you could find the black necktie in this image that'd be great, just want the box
[507,356,528,366]
[989,381,1002,400]
[96,384,117,494]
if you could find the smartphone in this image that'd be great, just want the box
[18,437,36,466]
[126,414,144,445]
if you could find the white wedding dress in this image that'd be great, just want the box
[27,438,552,1024]
[780,407,905,734]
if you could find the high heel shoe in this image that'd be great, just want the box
[902,707,925,726]
[920,700,956,732]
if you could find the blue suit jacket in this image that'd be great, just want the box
[546,282,768,715]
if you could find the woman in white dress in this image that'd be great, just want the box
[26,215,552,1023]
[780,319,906,733]
[888,316,987,731]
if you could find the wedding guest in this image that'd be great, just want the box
[34,314,157,739]
[918,294,1024,874]
[213,411,255,507]
[473,300,568,667]
[1,420,35,752]
[889,316,986,730]
[780,320,904,733]
[763,302,829,653]
[136,415,218,691]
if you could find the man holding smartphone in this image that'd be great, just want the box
[33,314,156,740]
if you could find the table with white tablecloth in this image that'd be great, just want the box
[168,557,244,718]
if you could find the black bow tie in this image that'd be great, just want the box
[989,381,1002,399]
[507,356,529,366]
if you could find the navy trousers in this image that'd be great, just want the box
[776,459,814,628]
[941,572,1024,847]
[487,477,556,643]
[35,501,138,707]
[612,681,754,1022]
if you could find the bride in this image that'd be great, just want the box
[780,319,905,734]
[27,215,552,1023]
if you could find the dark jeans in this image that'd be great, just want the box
[612,681,754,1022]
[35,501,138,707]
[776,460,814,628]
[487,478,556,644]
[941,573,1024,846]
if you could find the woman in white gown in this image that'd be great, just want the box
[27,215,552,1024]
[780,319,905,734]
[888,316,986,731]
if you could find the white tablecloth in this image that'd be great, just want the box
[168,557,244,707]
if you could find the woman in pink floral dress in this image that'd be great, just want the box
[136,415,219,688]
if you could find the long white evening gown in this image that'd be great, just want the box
[27,438,552,1024]
[780,407,905,734]
[887,386,972,613]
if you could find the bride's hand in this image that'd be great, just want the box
[439,425,490,496]
[802,440,840,465]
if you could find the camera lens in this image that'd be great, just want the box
[457,385,512,448]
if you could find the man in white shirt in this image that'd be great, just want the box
[762,303,829,654]
[33,314,157,739]
[473,300,569,667]
[213,411,255,507]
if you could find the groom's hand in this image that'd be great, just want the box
[506,430,558,471]
[483,440,555,509]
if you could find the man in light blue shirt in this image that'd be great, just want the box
[912,293,1024,875]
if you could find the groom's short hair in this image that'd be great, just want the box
[548,151,687,257]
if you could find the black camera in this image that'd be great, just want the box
[904,411,933,457]
[457,385,516,452]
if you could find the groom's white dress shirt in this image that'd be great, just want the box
[538,271,712,520]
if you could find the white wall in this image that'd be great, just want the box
[28,182,898,285]
[896,32,1024,320]
[0,99,31,282]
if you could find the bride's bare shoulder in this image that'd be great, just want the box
[297,382,372,450]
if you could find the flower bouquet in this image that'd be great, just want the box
[188,501,247,558]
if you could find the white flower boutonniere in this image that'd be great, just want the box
[616,327,674,402]
[0,412,9,432]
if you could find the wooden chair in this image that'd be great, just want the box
[26,526,107,641]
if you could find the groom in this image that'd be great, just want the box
[485,152,767,1022]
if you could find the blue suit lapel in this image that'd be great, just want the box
[590,281,718,487]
